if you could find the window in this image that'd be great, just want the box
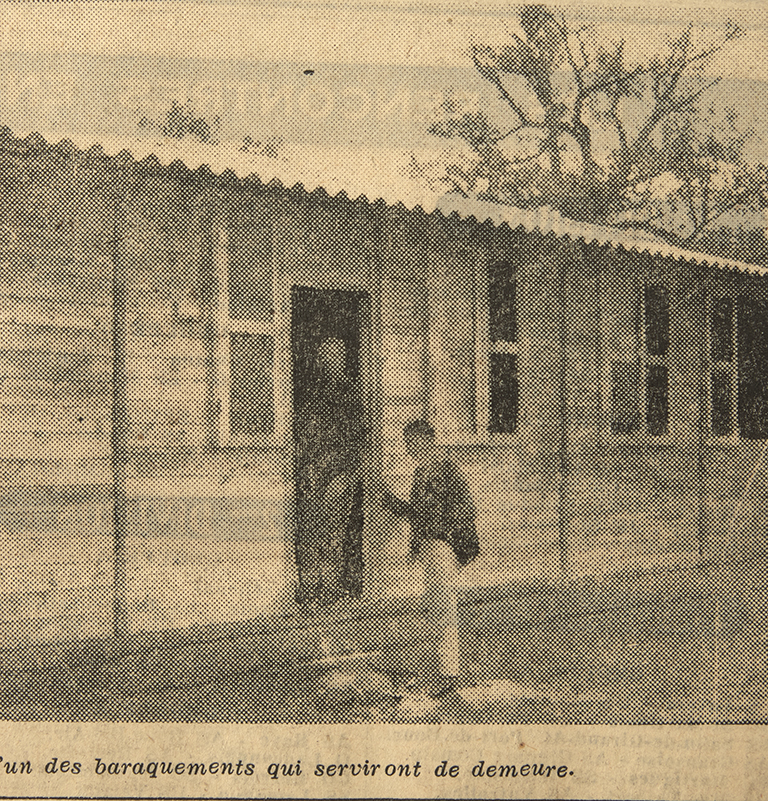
[228,333,275,437]
[609,282,669,437]
[487,260,519,434]
[610,361,640,434]
[643,284,669,436]
[707,296,736,437]
[736,294,768,439]
[217,223,278,445]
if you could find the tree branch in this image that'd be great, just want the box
[702,182,710,227]
[585,63,646,97]
[502,146,548,166]
[607,94,629,158]
[679,180,700,231]
[666,78,722,113]
[687,188,762,241]
[633,34,731,151]
[445,178,470,198]
[471,51,533,127]
[454,9,755,253]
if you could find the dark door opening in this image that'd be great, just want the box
[291,286,370,605]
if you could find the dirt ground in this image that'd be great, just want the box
[2,558,767,724]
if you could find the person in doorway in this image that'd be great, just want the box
[294,336,366,606]
[381,419,479,698]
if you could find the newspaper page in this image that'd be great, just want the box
[0,0,766,799]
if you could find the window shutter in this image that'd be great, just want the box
[487,259,519,435]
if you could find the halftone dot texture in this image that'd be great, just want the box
[0,3,766,725]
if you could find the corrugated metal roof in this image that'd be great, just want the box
[435,194,768,277]
[7,127,768,278]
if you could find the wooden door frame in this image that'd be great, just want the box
[279,274,383,605]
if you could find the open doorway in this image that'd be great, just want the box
[291,286,372,605]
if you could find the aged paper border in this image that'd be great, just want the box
[1,0,767,799]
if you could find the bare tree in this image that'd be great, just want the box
[416,6,768,257]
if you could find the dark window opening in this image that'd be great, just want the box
[711,297,734,362]
[738,295,768,439]
[610,360,640,434]
[229,333,275,436]
[711,371,732,437]
[646,364,669,436]
[488,352,518,434]
[488,261,517,343]
[645,284,669,356]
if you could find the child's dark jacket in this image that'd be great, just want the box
[386,459,479,566]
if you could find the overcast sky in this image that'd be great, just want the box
[0,2,765,72]
[0,1,765,166]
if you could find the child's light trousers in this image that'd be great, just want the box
[418,538,460,677]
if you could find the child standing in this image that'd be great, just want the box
[381,419,479,698]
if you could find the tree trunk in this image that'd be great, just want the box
[572,116,595,180]
[544,105,562,179]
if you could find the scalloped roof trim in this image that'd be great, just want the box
[6,128,767,278]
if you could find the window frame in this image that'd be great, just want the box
[215,226,283,449]
[705,292,739,444]
[640,280,672,441]
[477,254,522,444]
[605,276,673,443]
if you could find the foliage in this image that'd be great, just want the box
[413,6,768,260]
[162,100,214,142]
[141,102,283,158]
